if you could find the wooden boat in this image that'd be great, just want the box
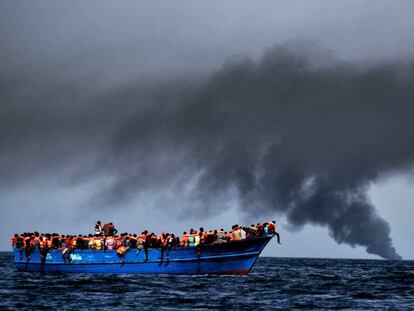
[13,235,273,275]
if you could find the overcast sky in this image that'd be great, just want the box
[1,1,414,259]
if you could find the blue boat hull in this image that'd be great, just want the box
[13,236,273,274]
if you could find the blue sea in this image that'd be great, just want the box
[0,252,413,310]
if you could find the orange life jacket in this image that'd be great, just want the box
[39,237,46,249]
[225,232,233,241]
[116,246,126,255]
[268,222,275,233]
[24,236,32,248]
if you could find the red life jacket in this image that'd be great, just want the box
[268,222,275,234]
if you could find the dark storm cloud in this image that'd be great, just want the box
[2,43,413,259]
[4,0,414,258]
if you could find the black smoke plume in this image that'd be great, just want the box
[2,44,414,259]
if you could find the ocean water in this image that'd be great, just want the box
[0,253,413,310]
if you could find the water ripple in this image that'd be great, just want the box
[0,253,414,310]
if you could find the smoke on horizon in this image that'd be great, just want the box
[2,44,414,259]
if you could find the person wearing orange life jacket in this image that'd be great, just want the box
[225,231,233,242]
[52,233,61,249]
[257,223,265,236]
[14,234,24,259]
[149,233,158,248]
[23,233,33,260]
[181,231,189,247]
[116,246,127,263]
[267,220,281,244]
[13,234,24,260]
[144,232,152,261]
[45,234,53,249]
[114,235,122,249]
[11,234,18,247]
[249,224,258,237]
[137,232,146,250]
[205,230,215,244]
[159,233,167,260]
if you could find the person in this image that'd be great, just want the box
[257,223,265,236]
[23,233,33,260]
[232,225,241,241]
[217,229,225,242]
[129,234,137,249]
[225,231,232,242]
[194,232,200,246]
[181,231,189,248]
[240,227,246,240]
[61,235,68,249]
[205,230,215,244]
[249,224,258,237]
[144,232,152,261]
[137,232,146,250]
[103,223,111,236]
[11,234,18,248]
[116,246,127,263]
[188,229,195,247]
[105,235,115,250]
[268,220,281,244]
[62,247,72,263]
[88,236,96,249]
[165,234,174,260]
[95,221,103,236]
[52,233,60,249]
[108,223,118,236]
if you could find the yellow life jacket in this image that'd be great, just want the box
[95,239,103,250]
[88,239,96,249]
[195,235,200,245]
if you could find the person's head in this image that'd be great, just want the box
[97,220,101,225]
[272,220,276,224]
[183,231,187,235]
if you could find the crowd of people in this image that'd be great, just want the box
[11,221,280,262]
